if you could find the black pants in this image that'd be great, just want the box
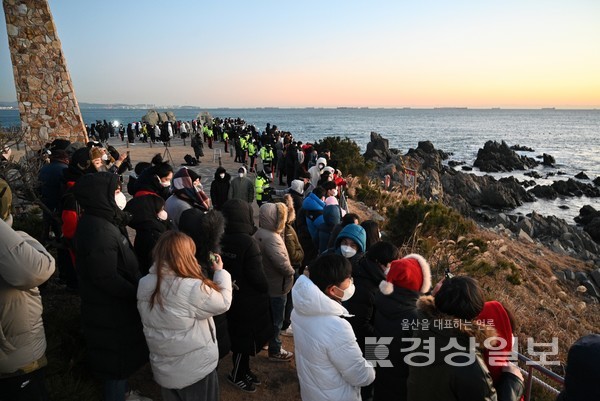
[0,368,48,401]
[231,353,250,381]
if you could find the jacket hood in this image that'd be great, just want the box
[179,208,225,266]
[283,194,296,223]
[237,166,247,177]
[74,172,123,222]
[302,192,325,212]
[290,179,304,195]
[292,274,351,318]
[259,202,287,233]
[221,198,256,235]
[316,157,327,168]
[125,195,166,231]
[172,167,210,211]
[322,204,342,226]
[561,334,600,401]
[335,224,367,253]
[214,167,231,182]
[136,167,169,198]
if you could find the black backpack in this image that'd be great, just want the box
[184,154,198,166]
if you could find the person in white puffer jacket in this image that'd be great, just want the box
[291,253,375,401]
[137,231,232,401]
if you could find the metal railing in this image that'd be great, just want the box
[517,353,564,401]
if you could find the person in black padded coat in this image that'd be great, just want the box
[219,199,273,393]
[73,172,148,400]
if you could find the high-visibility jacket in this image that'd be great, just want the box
[240,137,248,150]
[255,176,269,201]
[260,147,274,162]
[248,142,257,157]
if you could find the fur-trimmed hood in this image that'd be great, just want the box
[258,202,287,234]
[283,194,296,223]
[379,253,432,295]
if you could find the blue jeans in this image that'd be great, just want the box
[103,379,128,401]
[269,295,287,354]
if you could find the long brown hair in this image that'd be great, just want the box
[150,231,220,309]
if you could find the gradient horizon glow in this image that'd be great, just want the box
[1,0,599,108]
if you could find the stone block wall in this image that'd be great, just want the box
[3,0,88,144]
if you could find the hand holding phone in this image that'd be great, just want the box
[209,252,223,271]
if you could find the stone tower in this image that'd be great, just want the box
[3,0,88,144]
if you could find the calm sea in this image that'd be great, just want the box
[1,107,599,221]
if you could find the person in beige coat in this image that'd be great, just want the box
[0,179,56,400]
[253,202,295,362]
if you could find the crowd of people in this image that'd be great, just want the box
[0,117,598,401]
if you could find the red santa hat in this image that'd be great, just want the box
[379,253,431,295]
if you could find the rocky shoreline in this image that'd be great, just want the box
[363,132,600,268]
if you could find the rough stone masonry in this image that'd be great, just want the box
[3,0,87,144]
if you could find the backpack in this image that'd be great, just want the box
[184,154,198,166]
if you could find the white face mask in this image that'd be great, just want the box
[101,153,108,161]
[335,283,355,302]
[114,192,127,210]
[219,173,225,179]
[238,173,244,178]
[340,245,357,258]
[331,189,338,197]
[194,183,203,192]
[160,180,171,188]
[157,209,168,221]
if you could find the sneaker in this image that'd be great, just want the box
[269,348,294,362]
[227,374,256,393]
[281,327,294,337]
[245,371,261,386]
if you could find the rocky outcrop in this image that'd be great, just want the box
[441,171,534,215]
[555,268,600,301]
[141,110,159,125]
[575,205,600,244]
[524,171,542,179]
[528,179,600,200]
[594,177,600,187]
[542,153,556,167]
[510,144,534,152]
[141,110,177,125]
[575,171,590,180]
[363,132,392,164]
[473,140,539,172]
[494,211,600,261]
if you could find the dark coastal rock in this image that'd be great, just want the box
[574,205,599,226]
[524,171,542,179]
[405,141,448,173]
[583,281,600,299]
[583,217,600,243]
[574,206,600,244]
[363,132,392,164]
[575,171,590,180]
[529,185,559,200]
[461,166,473,171]
[575,272,589,283]
[441,172,533,214]
[559,205,570,210]
[510,144,535,152]
[594,177,600,187]
[552,179,600,198]
[591,269,600,288]
[564,269,576,281]
[448,160,465,167]
[557,171,567,175]
[473,140,538,172]
[542,153,556,167]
